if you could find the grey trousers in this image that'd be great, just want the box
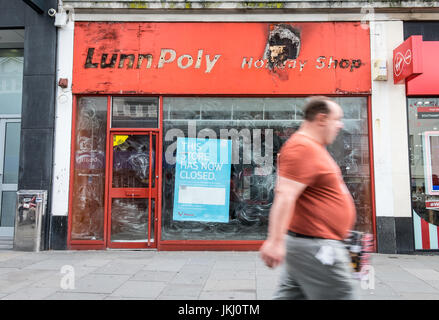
[273,234,359,300]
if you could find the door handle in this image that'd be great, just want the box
[125,191,140,197]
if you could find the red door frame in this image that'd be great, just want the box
[107,130,159,249]
[68,94,377,252]
[68,95,163,250]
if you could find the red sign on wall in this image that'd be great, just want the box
[407,41,439,96]
[72,22,371,95]
[393,35,423,85]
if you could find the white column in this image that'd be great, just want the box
[51,13,74,217]
[370,20,411,219]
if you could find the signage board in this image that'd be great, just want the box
[173,138,232,223]
[393,35,423,84]
[73,22,371,95]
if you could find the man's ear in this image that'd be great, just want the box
[315,112,328,126]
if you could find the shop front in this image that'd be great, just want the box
[395,29,439,250]
[68,22,375,250]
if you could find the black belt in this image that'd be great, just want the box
[287,230,317,239]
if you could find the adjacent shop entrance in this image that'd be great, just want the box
[0,46,23,239]
[108,131,158,248]
[0,118,21,237]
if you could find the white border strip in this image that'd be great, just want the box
[51,16,75,217]
[413,210,423,250]
[73,12,439,22]
[429,223,438,250]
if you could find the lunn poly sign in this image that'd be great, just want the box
[73,22,371,95]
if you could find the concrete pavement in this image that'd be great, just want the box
[1,249,439,300]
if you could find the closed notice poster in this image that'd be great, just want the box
[173,138,232,222]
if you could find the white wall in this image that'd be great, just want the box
[51,14,74,217]
[370,20,412,218]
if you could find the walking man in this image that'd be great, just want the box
[259,96,358,300]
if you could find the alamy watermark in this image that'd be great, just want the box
[60,265,75,290]
[359,265,375,290]
[164,120,274,171]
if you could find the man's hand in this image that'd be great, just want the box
[259,238,286,268]
[258,176,306,269]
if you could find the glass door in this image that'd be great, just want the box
[108,132,158,248]
[0,119,21,237]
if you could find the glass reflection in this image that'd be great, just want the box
[112,97,159,128]
[111,198,154,242]
[112,135,155,188]
[408,97,439,228]
[162,97,372,240]
[0,49,24,114]
[71,97,107,241]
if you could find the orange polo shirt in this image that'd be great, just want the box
[278,133,356,241]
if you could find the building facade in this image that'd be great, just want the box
[0,0,57,249]
[8,0,439,253]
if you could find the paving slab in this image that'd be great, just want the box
[374,266,427,283]
[1,287,57,300]
[204,279,256,292]
[0,269,54,285]
[142,258,188,272]
[171,271,210,285]
[0,251,25,262]
[92,261,144,275]
[256,275,280,292]
[385,280,439,294]
[22,259,83,271]
[401,268,439,281]
[397,293,439,300]
[161,283,203,298]
[426,280,439,290]
[209,269,256,280]
[131,270,177,282]
[110,280,167,299]
[104,296,147,300]
[256,290,275,300]
[213,261,256,270]
[157,295,198,300]
[69,274,131,294]
[0,257,47,269]
[0,268,20,276]
[0,279,32,294]
[45,292,107,300]
[199,291,256,300]
[359,281,400,298]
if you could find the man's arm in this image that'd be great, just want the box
[259,175,307,268]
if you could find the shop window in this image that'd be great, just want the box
[0,49,23,115]
[112,97,159,128]
[162,97,372,241]
[408,98,439,228]
[112,134,155,188]
[111,198,155,242]
[71,97,107,241]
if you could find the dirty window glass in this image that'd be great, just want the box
[0,49,24,114]
[112,97,158,128]
[162,97,372,241]
[407,97,439,249]
[71,97,107,241]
